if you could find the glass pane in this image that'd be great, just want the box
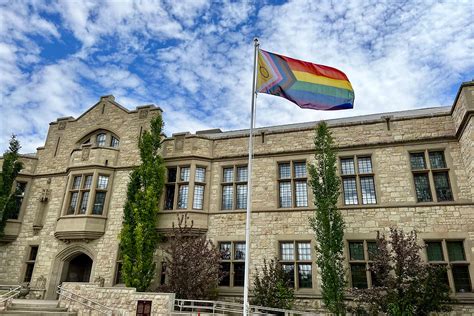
[72,176,82,190]
[343,178,358,205]
[433,172,453,201]
[96,133,106,146]
[351,264,368,289]
[192,185,204,209]
[237,166,248,182]
[426,242,444,261]
[180,167,190,182]
[294,162,307,178]
[97,175,109,189]
[429,151,446,169]
[280,242,294,261]
[358,157,373,173]
[414,173,432,202]
[10,182,26,219]
[68,192,78,214]
[167,167,177,183]
[282,264,295,288]
[447,241,465,261]
[219,243,231,260]
[110,136,119,148]
[164,185,175,210]
[341,158,355,175]
[115,262,123,284]
[236,184,247,209]
[367,242,377,261]
[83,175,93,189]
[233,262,245,286]
[195,167,206,182]
[298,264,312,288]
[219,262,230,286]
[24,263,35,283]
[410,152,426,170]
[297,242,311,260]
[92,192,106,215]
[223,168,233,182]
[177,185,188,209]
[360,176,377,204]
[279,182,292,208]
[349,242,365,260]
[79,191,89,214]
[295,181,308,207]
[452,265,471,292]
[221,185,233,210]
[29,246,38,261]
[279,163,291,179]
[234,243,246,260]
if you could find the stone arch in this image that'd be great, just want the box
[46,244,97,299]
[76,128,121,145]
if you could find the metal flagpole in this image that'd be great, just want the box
[243,37,259,316]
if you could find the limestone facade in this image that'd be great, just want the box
[0,82,473,310]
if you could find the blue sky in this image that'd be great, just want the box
[1,0,473,153]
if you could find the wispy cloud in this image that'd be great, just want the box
[0,0,473,153]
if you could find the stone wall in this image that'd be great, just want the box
[58,283,174,316]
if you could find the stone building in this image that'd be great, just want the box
[0,81,473,310]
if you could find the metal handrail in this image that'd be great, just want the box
[174,298,317,315]
[57,285,124,316]
[0,285,21,304]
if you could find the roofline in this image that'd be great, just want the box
[450,80,474,114]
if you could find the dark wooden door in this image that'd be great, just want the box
[136,300,152,316]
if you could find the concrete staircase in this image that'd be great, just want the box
[0,299,76,316]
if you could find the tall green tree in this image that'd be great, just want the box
[308,122,346,314]
[119,115,166,291]
[0,135,24,237]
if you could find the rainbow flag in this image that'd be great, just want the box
[256,49,354,110]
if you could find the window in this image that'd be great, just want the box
[219,241,246,287]
[96,133,106,147]
[193,167,206,209]
[340,156,376,205]
[114,252,124,285]
[279,241,312,289]
[410,151,453,202]
[110,136,120,148]
[425,239,471,293]
[24,246,38,283]
[278,161,308,208]
[8,181,27,220]
[348,240,377,289]
[221,166,248,210]
[65,172,110,216]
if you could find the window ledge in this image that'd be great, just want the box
[54,216,107,241]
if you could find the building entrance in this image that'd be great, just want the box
[63,253,92,282]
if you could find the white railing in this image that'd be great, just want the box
[174,298,317,315]
[57,285,125,316]
[0,285,21,309]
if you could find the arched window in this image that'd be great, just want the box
[110,136,119,148]
[96,133,106,147]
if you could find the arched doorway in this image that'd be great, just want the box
[63,253,93,282]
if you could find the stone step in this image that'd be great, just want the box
[8,305,68,312]
[0,312,76,316]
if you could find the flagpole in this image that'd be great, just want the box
[243,37,259,316]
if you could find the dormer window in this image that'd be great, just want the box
[96,133,106,147]
[110,136,119,148]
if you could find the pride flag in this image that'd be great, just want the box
[256,49,354,110]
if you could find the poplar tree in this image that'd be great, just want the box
[0,135,23,237]
[308,122,346,314]
[119,115,166,291]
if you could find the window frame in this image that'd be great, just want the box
[7,179,30,220]
[23,245,39,284]
[347,240,377,289]
[340,155,377,206]
[278,240,313,290]
[218,241,246,288]
[62,170,113,217]
[424,239,472,293]
[220,165,248,211]
[192,166,206,210]
[409,150,454,203]
[277,161,308,209]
